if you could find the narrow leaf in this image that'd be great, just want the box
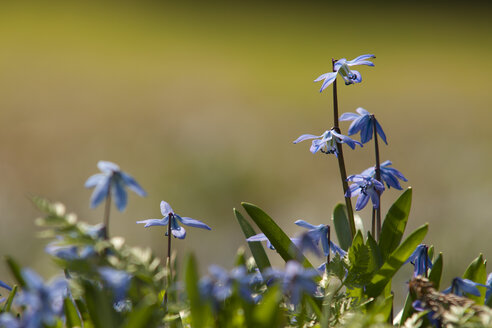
[5,256,25,288]
[241,202,315,270]
[462,254,487,304]
[2,285,17,313]
[122,303,158,328]
[64,297,82,328]
[428,253,443,290]
[398,292,415,326]
[185,253,205,328]
[379,188,412,261]
[233,208,271,272]
[332,204,351,251]
[366,224,428,298]
[253,285,282,328]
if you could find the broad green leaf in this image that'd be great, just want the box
[185,253,206,328]
[2,285,17,313]
[83,280,118,328]
[345,231,376,287]
[253,285,283,328]
[366,224,428,298]
[64,297,82,328]
[367,232,383,269]
[428,253,443,290]
[463,254,487,304]
[379,188,412,261]
[241,202,315,270]
[5,256,25,288]
[332,203,351,251]
[233,208,271,272]
[122,303,158,328]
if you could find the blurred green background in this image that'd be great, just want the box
[0,1,491,307]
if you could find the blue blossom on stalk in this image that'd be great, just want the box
[293,128,362,156]
[45,241,95,261]
[442,277,485,297]
[99,267,132,310]
[315,54,375,92]
[361,160,408,190]
[85,161,146,211]
[202,266,262,303]
[294,220,346,257]
[16,269,67,328]
[346,174,385,211]
[265,261,318,305]
[405,244,432,277]
[137,201,211,239]
[339,107,387,144]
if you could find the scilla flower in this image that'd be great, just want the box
[346,174,385,211]
[361,160,408,190]
[443,277,485,297]
[294,220,346,257]
[405,244,432,277]
[315,54,375,92]
[293,128,362,156]
[339,107,387,144]
[137,201,211,239]
[85,161,146,211]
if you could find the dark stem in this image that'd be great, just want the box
[102,187,111,240]
[164,214,173,309]
[371,208,376,238]
[424,245,429,278]
[332,58,356,238]
[371,115,382,240]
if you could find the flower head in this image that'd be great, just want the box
[405,244,432,277]
[361,160,408,190]
[293,129,362,156]
[16,269,67,328]
[98,267,132,310]
[443,277,485,297]
[85,161,146,211]
[346,174,385,211]
[294,220,346,258]
[137,201,211,239]
[265,261,318,305]
[339,107,387,144]
[315,54,375,92]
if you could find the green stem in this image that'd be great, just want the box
[371,115,382,240]
[102,187,111,240]
[332,58,356,238]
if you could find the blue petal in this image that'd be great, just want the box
[247,233,269,242]
[320,233,330,256]
[171,218,186,239]
[0,280,11,291]
[294,220,318,230]
[160,201,174,216]
[293,134,320,144]
[310,139,323,154]
[85,174,106,188]
[175,215,212,230]
[97,161,120,173]
[356,107,370,116]
[375,120,387,145]
[339,112,359,121]
[315,72,337,93]
[90,178,110,208]
[359,117,374,144]
[458,279,483,296]
[22,269,45,290]
[330,241,347,257]
[355,193,370,211]
[369,190,380,209]
[120,172,146,197]
[112,180,128,212]
[136,217,169,227]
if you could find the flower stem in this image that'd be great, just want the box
[102,187,111,240]
[326,225,330,274]
[164,215,172,309]
[371,115,382,240]
[332,58,356,238]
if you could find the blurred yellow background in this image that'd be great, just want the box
[0,1,491,306]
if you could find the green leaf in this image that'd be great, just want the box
[378,188,412,262]
[185,253,206,328]
[5,256,25,288]
[332,203,351,251]
[83,280,119,328]
[122,303,158,328]
[253,285,283,328]
[398,292,415,326]
[241,202,315,270]
[366,232,383,269]
[462,254,487,304]
[366,224,428,298]
[2,285,17,313]
[233,208,271,272]
[428,253,443,290]
[345,231,376,287]
[64,297,82,328]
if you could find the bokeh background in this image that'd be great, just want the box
[0,1,491,308]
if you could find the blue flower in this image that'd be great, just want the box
[442,277,485,297]
[405,244,432,277]
[339,107,387,144]
[294,129,362,156]
[45,241,95,261]
[202,266,262,303]
[346,174,385,211]
[137,201,211,239]
[16,269,67,328]
[361,160,408,190]
[265,261,318,305]
[0,313,20,328]
[294,220,346,258]
[0,280,11,292]
[246,233,275,250]
[85,161,146,211]
[485,273,492,304]
[315,54,375,92]
[98,267,132,310]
